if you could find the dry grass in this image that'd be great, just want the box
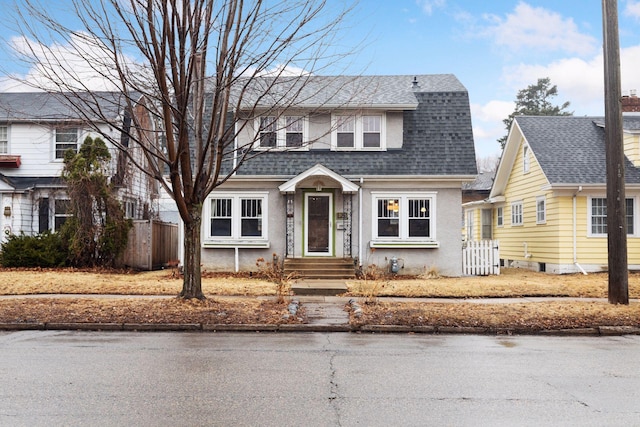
[0,268,277,296]
[353,300,640,331]
[347,269,640,299]
[0,297,302,325]
[1,267,640,329]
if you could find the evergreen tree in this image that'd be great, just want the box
[498,77,572,148]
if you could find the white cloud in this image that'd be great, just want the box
[416,0,446,16]
[500,45,640,116]
[471,100,514,122]
[625,1,640,19]
[7,33,139,92]
[481,2,597,56]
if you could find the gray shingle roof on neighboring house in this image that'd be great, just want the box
[0,91,127,122]
[235,74,477,177]
[515,115,640,185]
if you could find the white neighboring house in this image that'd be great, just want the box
[0,92,159,242]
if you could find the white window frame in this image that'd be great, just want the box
[370,192,438,248]
[588,196,636,237]
[496,206,504,227]
[53,198,72,231]
[331,112,386,151]
[511,201,523,226]
[54,127,80,160]
[203,192,269,247]
[466,210,474,241]
[0,125,8,154]
[536,196,546,224]
[523,144,530,173]
[255,115,308,150]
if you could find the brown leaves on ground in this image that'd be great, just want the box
[352,301,640,330]
[1,267,640,330]
[0,297,302,325]
[347,268,640,298]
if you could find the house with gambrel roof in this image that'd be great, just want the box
[466,114,640,274]
[198,74,477,277]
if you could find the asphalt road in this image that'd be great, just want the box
[1,331,639,426]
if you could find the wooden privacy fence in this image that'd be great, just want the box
[462,240,500,276]
[120,220,178,270]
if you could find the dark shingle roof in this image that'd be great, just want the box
[233,74,466,109]
[515,115,640,184]
[235,75,477,177]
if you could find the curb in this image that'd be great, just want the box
[1,322,640,336]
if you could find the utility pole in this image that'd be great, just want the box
[602,0,629,304]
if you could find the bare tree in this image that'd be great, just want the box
[10,0,356,299]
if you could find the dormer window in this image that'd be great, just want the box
[332,113,385,150]
[256,115,307,150]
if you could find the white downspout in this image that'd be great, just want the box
[573,186,587,275]
[235,247,239,272]
[358,177,364,268]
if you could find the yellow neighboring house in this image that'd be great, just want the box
[463,115,640,274]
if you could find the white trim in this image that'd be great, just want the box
[278,164,359,193]
[0,124,9,154]
[304,192,333,256]
[254,114,309,151]
[202,191,269,247]
[511,200,523,226]
[330,112,387,151]
[587,195,637,237]
[370,191,438,245]
[536,195,546,224]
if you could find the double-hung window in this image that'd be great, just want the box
[511,201,523,226]
[536,196,546,224]
[371,193,436,247]
[589,197,635,236]
[54,199,72,231]
[55,127,79,159]
[0,125,8,154]
[332,113,385,150]
[206,193,269,246]
[256,115,306,149]
[496,206,504,227]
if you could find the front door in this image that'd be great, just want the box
[305,192,333,256]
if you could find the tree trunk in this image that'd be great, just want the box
[179,205,204,300]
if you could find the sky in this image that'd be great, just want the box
[1,1,640,161]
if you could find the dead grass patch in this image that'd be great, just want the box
[347,269,640,299]
[0,297,303,325]
[0,268,276,296]
[352,301,640,330]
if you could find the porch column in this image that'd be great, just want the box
[285,193,295,257]
[343,192,353,258]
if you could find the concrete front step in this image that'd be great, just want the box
[291,279,349,296]
[284,258,355,280]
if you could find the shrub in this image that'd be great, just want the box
[0,232,68,267]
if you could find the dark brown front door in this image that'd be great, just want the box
[306,193,332,255]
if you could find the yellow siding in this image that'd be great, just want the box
[494,138,557,263]
[462,207,484,241]
[624,134,640,167]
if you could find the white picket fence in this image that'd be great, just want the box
[462,240,500,276]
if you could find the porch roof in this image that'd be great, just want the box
[278,164,359,194]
